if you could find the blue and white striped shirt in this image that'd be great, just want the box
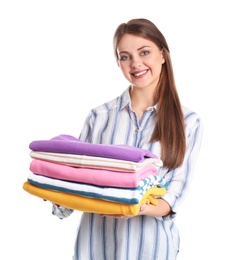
[53,86,203,260]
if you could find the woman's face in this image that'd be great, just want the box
[117,34,165,90]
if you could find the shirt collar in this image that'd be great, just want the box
[118,86,132,110]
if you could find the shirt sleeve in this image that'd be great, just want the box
[79,109,97,142]
[161,112,204,220]
[52,204,74,220]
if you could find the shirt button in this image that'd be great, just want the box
[135,128,139,132]
[148,107,153,112]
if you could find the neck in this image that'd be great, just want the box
[130,85,156,110]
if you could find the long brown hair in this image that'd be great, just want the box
[113,18,186,169]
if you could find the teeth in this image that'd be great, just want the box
[134,70,146,76]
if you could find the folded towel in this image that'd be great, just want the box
[23,181,165,215]
[27,173,167,204]
[30,159,159,188]
[30,151,162,172]
[29,134,158,162]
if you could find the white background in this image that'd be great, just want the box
[1,0,238,259]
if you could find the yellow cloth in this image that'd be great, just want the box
[23,181,166,216]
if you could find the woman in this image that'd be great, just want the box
[53,18,203,260]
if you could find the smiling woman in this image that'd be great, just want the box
[2,0,237,259]
[49,18,203,260]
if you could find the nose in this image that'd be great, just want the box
[131,57,142,69]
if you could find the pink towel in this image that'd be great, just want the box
[30,159,159,188]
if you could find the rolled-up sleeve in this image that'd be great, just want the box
[161,112,204,220]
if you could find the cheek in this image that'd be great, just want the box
[119,63,130,74]
[152,57,164,71]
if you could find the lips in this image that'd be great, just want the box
[132,70,148,77]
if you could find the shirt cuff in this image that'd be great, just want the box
[52,204,74,219]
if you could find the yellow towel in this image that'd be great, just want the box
[23,181,166,216]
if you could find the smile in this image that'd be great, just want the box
[132,70,147,77]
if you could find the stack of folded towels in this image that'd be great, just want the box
[23,134,168,216]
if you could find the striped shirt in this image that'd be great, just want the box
[52,86,203,260]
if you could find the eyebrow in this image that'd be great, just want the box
[119,45,151,55]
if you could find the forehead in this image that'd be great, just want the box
[117,34,156,52]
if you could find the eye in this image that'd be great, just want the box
[141,51,149,56]
[120,55,130,61]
